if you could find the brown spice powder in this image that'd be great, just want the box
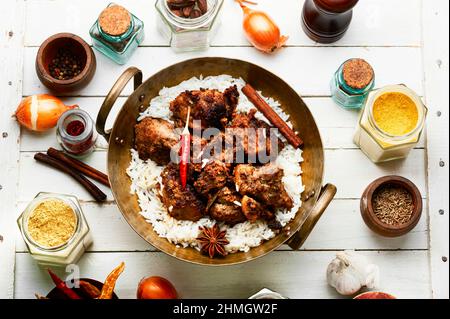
[372,184,414,226]
[342,58,374,90]
[99,5,131,36]
[27,199,77,248]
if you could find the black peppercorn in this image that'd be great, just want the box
[49,47,84,81]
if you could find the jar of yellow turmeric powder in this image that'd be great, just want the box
[17,192,92,266]
[354,85,427,163]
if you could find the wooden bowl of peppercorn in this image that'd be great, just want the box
[36,33,96,93]
[360,175,422,237]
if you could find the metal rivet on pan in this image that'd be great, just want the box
[304,195,310,201]
[439,209,444,215]
[309,190,315,197]
[139,94,145,102]
[2,132,7,138]
[439,160,445,167]
[286,231,291,236]
[139,105,146,112]
[442,256,448,263]
[115,137,120,142]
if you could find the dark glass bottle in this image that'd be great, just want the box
[301,0,359,43]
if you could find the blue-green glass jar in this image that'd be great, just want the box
[330,59,375,109]
[89,3,144,65]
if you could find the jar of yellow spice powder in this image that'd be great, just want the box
[354,85,427,163]
[17,192,92,266]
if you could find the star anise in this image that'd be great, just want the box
[197,224,229,258]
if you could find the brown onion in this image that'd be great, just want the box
[137,276,179,299]
[237,0,288,53]
[15,94,77,132]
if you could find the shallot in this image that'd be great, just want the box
[15,94,77,132]
[236,0,288,53]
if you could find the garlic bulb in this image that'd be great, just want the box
[327,251,380,296]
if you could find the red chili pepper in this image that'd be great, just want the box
[179,107,191,189]
[47,269,82,299]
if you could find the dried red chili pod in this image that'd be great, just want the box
[179,107,191,189]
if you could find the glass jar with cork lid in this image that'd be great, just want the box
[90,3,145,64]
[353,85,427,163]
[331,58,375,109]
[155,0,224,52]
[17,192,92,266]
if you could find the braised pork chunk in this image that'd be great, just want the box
[134,117,178,165]
[234,164,293,210]
[170,86,239,129]
[160,164,205,222]
[209,187,246,226]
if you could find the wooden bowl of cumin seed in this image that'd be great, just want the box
[360,175,422,237]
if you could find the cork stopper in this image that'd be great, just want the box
[99,5,131,36]
[342,58,374,90]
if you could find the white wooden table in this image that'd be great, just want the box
[1,0,448,299]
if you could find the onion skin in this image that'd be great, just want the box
[15,94,77,132]
[137,276,179,299]
[238,1,288,53]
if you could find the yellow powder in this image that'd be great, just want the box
[27,199,77,248]
[373,92,419,136]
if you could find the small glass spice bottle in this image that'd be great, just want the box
[330,58,375,109]
[89,3,144,65]
[17,192,93,267]
[155,0,224,52]
[57,109,97,158]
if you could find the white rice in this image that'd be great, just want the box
[127,75,303,253]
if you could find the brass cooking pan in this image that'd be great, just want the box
[97,58,336,266]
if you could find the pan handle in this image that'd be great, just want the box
[287,183,337,250]
[96,67,143,142]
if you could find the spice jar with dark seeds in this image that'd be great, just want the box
[89,3,145,65]
[360,176,423,237]
[330,58,375,109]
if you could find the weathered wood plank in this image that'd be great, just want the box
[18,148,427,202]
[24,0,421,47]
[14,199,428,253]
[19,97,425,152]
[14,251,431,299]
[22,46,423,97]
[0,0,24,299]
[422,0,449,299]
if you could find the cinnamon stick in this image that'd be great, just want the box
[34,153,107,202]
[242,84,304,148]
[47,148,110,187]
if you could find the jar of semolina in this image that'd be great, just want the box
[353,85,427,163]
[17,192,92,266]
